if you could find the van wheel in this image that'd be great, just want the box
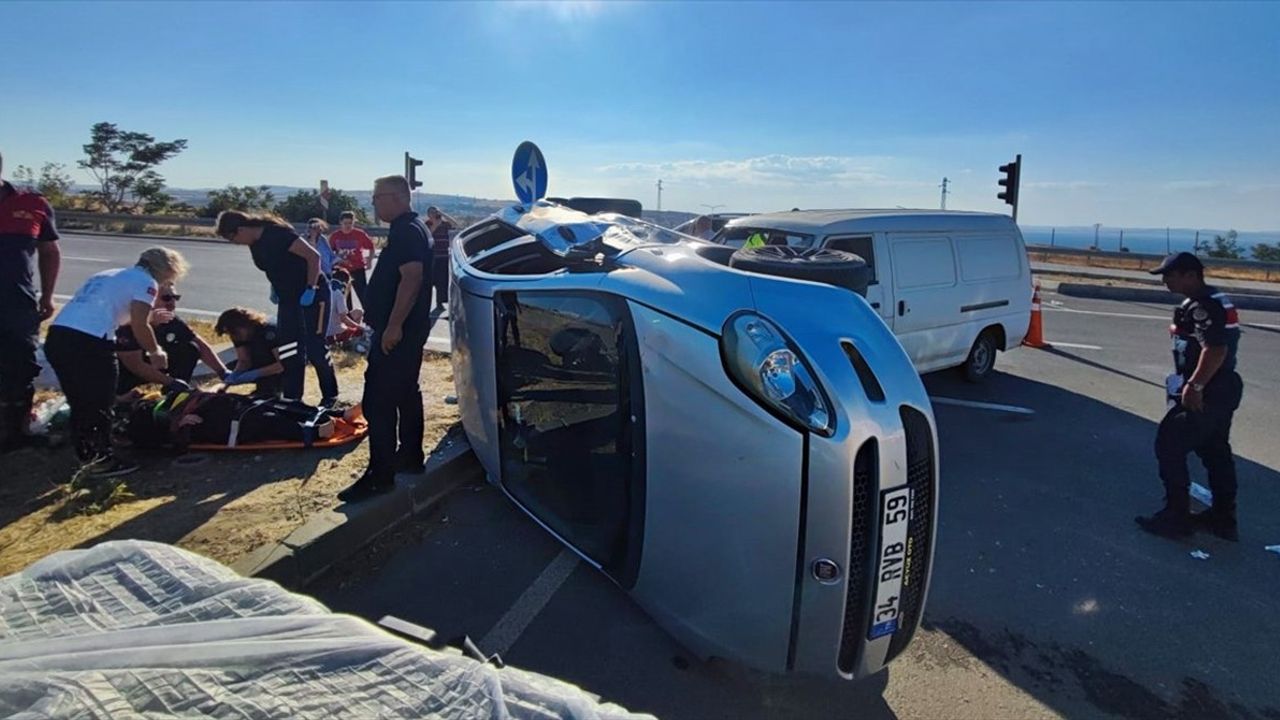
[962,330,999,383]
[729,246,872,297]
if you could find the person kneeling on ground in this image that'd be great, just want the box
[116,282,229,395]
[123,388,336,449]
[214,307,286,397]
[327,268,369,349]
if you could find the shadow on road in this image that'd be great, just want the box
[921,369,1280,719]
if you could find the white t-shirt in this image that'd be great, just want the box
[53,266,158,340]
[327,281,349,338]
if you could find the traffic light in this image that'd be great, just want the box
[998,154,1021,220]
[405,152,424,190]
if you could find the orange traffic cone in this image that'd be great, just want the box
[1022,281,1050,348]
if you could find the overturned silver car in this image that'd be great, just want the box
[448,201,938,680]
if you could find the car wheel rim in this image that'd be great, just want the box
[973,343,992,373]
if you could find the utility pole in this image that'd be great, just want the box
[701,203,725,213]
[1093,223,1101,250]
[1050,228,1056,247]
[939,177,949,210]
[1119,229,1125,252]
[1166,227,1171,254]
[1194,230,1201,253]
[656,179,663,212]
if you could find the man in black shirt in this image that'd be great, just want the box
[339,175,431,502]
[1136,253,1244,541]
[115,283,228,394]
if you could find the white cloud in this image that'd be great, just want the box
[596,154,921,188]
[510,0,608,22]
[1163,180,1229,191]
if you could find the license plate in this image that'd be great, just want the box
[868,486,913,640]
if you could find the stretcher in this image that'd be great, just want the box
[185,404,368,451]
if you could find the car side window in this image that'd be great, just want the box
[494,291,644,581]
[826,235,877,284]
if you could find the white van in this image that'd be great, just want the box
[716,209,1033,380]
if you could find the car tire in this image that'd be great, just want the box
[728,246,872,297]
[962,330,999,383]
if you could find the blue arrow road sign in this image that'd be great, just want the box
[511,141,548,205]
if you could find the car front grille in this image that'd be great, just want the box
[837,438,876,674]
[887,405,936,663]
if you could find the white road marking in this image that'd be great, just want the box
[479,548,580,656]
[62,255,111,262]
[1047,304,1280,330]
[1049,341,1103,350]
[930,396,1036,415]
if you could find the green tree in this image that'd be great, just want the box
[1253,242,1280,263]
[274,188,367,223]
[1205,230,1242,260]
[78,122,187,213]
[200,185,276,218]
[12,163,75,208]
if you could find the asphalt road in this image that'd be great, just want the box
[53,232,451,350]
[311,291,1280,719]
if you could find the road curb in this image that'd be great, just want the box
[231,438,482,588]
[1056,282,1280,312]
[1033,266,1280,297]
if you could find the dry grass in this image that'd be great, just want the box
[0,353,461,576]
[1029,248,1280,283]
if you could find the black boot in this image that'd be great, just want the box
[338,470,395,503]
[1135,504,1192,539]
[1192,505,1239,542]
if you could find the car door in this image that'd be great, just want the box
[493,290,646,586]
[886,234,963,371]
[824,234,893,326]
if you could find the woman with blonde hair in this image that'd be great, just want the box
[217,209,334,403]
[46,246,188,477]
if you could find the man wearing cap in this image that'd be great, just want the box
[1136,252,1243,541]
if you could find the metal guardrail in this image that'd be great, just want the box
[1026,244,1280,281]
[57,211,391,238]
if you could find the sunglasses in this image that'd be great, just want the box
[160,294,181,302]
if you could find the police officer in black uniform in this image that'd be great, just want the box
[0,150,62,451]
[1136,252,1243,541]
[339,174,431,503]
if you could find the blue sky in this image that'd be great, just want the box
[3,1,1278,229]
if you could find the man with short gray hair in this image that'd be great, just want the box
[340,175,432,502]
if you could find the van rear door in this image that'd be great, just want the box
[824,234,892,325]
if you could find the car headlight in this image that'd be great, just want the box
[721,312,833,436]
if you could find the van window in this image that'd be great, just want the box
[717,226,815,250]
[892,237,956,289]
[825,235,877,284]
[957,235,1022,282]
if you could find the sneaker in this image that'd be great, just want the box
[396,452,426,475]
[1135,508,1192,539]
[86,458,140,479]
[1191,509,1239,542]
[338,471,395,503]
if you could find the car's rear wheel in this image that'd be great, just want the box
[728,246,872,297]
[962,330,999,383]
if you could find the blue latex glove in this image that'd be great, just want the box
[269,286,279,305]
[224,368,265,386]
[300,287,317,307]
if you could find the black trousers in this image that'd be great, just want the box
[1155,371,1243,515]
[349,268,369,309]
[276,285,337,401]
[45,326,118,462]
[0,306,41,439]
[362,328,427,480]
[431,259,449,309]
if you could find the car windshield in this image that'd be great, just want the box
[716,226,816,250]
[500,202,698,257]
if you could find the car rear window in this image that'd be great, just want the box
[716,226,815,250]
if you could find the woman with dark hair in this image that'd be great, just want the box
[214,307,286,398]
[216,211,336,403]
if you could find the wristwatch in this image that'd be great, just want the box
[1190,382,1206,392]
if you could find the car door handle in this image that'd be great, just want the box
[898,300,907,316]
[871,302,881,309]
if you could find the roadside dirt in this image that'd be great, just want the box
[0,352,460,576]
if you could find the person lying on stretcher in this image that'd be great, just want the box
[123,388,338,449]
